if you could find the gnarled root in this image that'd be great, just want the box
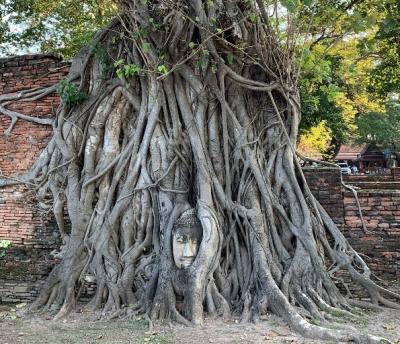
[2,1,396,342]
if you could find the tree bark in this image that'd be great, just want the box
[1,1,398,342]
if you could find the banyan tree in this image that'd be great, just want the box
[1,0,399,342]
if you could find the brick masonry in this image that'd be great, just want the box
[0,54,70,248]
[304,167,400,295]
[342,189,400,293]
[0,54,399,303]
[302,167,344,226]
[0,54,70,303]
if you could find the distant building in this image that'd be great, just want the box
[335,144,386,172]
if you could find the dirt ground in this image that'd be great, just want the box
[0,303,399,344]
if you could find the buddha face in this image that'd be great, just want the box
[172,225,202,269]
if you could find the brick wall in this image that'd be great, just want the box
[302,167,344,226]
[304,167,400,293]
[0,54,70,303]
[0,54,70,247]
[342,190,400,291]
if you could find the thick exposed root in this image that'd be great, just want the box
[1,1,397,342]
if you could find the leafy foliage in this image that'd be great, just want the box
[297,121,332,159]
[114,60,141,79]
[57,79,88,107]
[0,0,116,58]
[297,0,399,157]
[157,64,168,75]
[369,0,400,95]
[0,239,11,258]
[357,101,400,150]
[1,0,399,158]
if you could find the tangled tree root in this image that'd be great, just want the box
[1,1,398,342]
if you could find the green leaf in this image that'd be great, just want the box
[0,240,11,248]
[303,0,312,7]
[114,59,124,68]
[123,64,140,77]
[116,69,124,79]
[188,42,196,49]
[56,80,88,107]
[157,64,169,75]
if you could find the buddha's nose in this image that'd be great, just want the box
[183,242,195,257]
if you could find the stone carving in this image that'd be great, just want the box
[172,208,203,269]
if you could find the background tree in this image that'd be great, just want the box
[297,0,399,159]
[357,101,400,151]
[0,0,116,58]
[0,1,399,343]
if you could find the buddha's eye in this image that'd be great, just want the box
[175,235,187,243]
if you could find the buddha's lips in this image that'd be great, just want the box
[181,258,195,266]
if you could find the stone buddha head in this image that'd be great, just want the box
[172,208,203,269]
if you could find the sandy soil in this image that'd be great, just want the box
[0,304,399,344]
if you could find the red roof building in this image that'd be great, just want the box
[335,144,386,171]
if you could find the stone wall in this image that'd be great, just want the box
[0,54,70,303]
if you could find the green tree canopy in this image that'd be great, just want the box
[296,0,400,157]
[357,100,400,150]
[0,0,116,58]
[1,0,399,156]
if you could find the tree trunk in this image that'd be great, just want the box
[2,1,398,342]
